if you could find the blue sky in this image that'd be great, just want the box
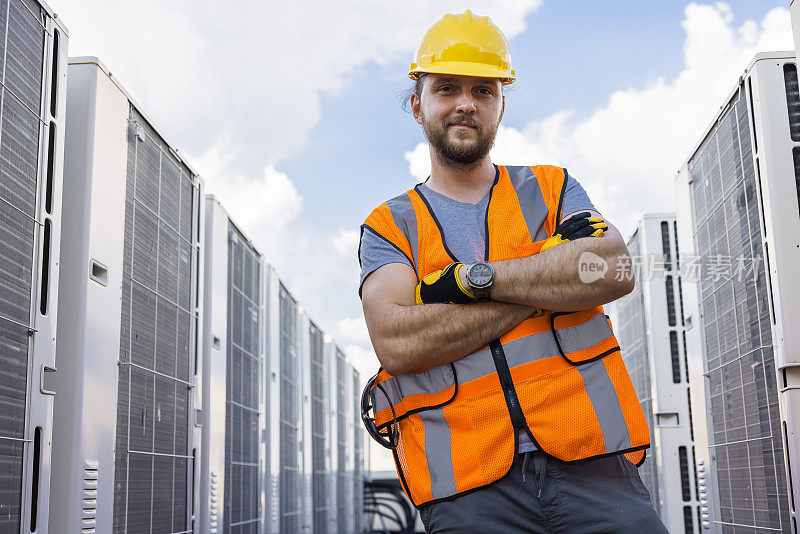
[277,1,786,233]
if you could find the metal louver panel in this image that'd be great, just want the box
[353,369,363,534]
[310,322,329,534]
[688,87,790,531]
[279,285,300,534]
[336,350,349,531]
[225,224,261,533]
[614,231,660,509]
[0,0,46,529]
[114,108,198,533]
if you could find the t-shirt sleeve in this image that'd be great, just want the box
[560,172,597,220]
[358,226,414,296]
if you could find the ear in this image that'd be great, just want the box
[410,92,423,125]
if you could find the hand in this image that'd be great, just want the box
[415,263,476,304]
[540,212,608,252]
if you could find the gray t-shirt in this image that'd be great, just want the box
[359,172,596,288]
[359,170,596,453]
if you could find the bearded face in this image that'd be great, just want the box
[420,108,500,166]
[414,75,503,167]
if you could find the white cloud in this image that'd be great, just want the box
[406,3,793,237]
[332,229,361,257]
[404,142,432,183]
[336,315,372,347]
[60,0,543,177]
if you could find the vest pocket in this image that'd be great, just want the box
[550,310,619,365]
[464,388,516,487]
[514,367,607,460]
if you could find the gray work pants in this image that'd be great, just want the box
[418,451,669,533]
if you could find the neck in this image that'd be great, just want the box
[425,150,496,203]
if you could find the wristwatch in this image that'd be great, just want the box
[466,262,494,300]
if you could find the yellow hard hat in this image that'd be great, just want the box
[409,10,515,85]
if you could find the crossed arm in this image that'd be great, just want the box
[361,211,635,376]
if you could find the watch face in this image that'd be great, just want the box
[469,263,493,287]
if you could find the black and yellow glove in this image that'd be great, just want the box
[415,262,476,305]
[540,212,608,252]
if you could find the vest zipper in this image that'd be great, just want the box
[489,340,527,431]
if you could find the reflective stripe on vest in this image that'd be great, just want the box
[363,164,650,506]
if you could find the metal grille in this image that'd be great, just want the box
[336,350,349,531]
[353,369,363,534]
[688,87,790,531]
[113,108,197,533]
[783,63,800,142]
[224,224,261,533]
[683,505,694,534]
[309,322,328,534]
[0,0,45,529]
[679,446,691,502]
[279,285,300,534]
[614,231,659,507]
[661,221,672,271]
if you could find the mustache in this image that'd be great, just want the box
[445,117,480,129]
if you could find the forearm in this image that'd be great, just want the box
[490,236,634,311]
[367,300,533,376]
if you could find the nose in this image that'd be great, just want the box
[454,92,477,114]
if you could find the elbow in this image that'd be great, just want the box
[373,340,409,376]
[612,274,635,300]
[601,251,635,301]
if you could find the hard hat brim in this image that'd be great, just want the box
[409,61,516,85]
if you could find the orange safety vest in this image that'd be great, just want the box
[362,165,649,507]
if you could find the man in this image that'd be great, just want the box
[359,10,668,533]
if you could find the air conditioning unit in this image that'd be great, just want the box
[325,338,340,534]
[675,51,800,533]
[336,348,355,533]
[0,0,66,531]
[309,321,332,534]
[52,57,203,533]
[298,309,313,533]
[353,368,365,534]
[613,214,699,532]
[264,269,305,534]
[200,197,264,533]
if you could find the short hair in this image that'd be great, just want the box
[401,73,428,113]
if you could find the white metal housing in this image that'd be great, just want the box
[51,57,204,533]
[298,310,313,533]
[200,197,265,533]
[336,348,355,533]
[613,214,699,532]
[264,269,306,534]
[0,0,67,531]
[325,339,339,534]
[309,322,332,534]
[353,368,365,533]
[675,51,800,533]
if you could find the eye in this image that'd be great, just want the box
[437,85,453,93]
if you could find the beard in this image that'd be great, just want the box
[421,111,499,167]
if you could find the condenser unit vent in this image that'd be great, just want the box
[614,231,660,508]
[113,107,198,532]
[0,0,48,529]
[688,87,790,530]
[224,223,261,530]
[310,323,329,533]
[353,370,364,534]
[336,350,348,530]
[279,285,300,534]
